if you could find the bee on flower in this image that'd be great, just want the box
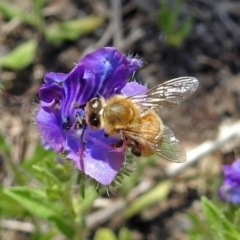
[36,47,198,185]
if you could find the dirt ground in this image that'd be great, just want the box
[0,0,240,239]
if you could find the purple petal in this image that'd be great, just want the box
[35,108,65,152]
[222,159,240,187]
[121,82,147,96]
[80,47,143,98]
[80,147,124,185]
[66,130,124,185]
[231,159,240,173]
[39,83,64,104]
[45,72,69,84]
[219,184,240,204]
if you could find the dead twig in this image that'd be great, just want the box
[166,120,240,177]
[1,219,35,233]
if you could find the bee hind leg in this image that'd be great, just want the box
[131,141,142,157]
[131,146,141,157]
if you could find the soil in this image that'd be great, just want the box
[0,0,240,239]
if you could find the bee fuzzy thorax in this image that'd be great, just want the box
[102,95,141,135]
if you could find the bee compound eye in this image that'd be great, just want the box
[90,118,99,127]
[89,113,101,128]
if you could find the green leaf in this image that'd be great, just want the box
[0,188,26,216]
[176,17,193,39]
[0,134,11,157]
[32,165,62,185]
[22,145,55,169]
[124,180,172,218]
[0,1,38,26]
[167,17,193,47]
[158,0,174,32]
[3,187,60,217]
[30,229,57,240]
[0,40,37,70]
[74,186,98,216]
[157,0,193,47]
[233,208,240,227]
[3,186,74,238]
[93,228,117,240]
[33,0,47,13]
[44,16,105,44]
[119,227,133,240]
[201,197,240,239]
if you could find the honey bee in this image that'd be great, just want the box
[85,77,199,162]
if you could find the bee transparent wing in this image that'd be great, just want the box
[155,126,186,163]
[122,126,186,163]
[130,77,199,114]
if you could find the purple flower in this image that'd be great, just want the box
[35,47,145,185]
[219,159,240,204]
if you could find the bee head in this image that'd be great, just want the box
[85,97,105,129]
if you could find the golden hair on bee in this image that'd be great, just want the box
[101,95,141,136]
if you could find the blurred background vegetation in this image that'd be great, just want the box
[0,0,240,239]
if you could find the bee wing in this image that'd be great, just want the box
[130,77,199,114]
[155,126,186,163]
[122,126,186,163]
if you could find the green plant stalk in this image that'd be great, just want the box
[61,181,75,217]
[74,215,86,240]
[124,180,172,218]
[0,135,26,184]
[6,155,27,185]
[157,0,193,47]
[77,172,86,198]
[61,179,86,240]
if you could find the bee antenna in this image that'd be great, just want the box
[96,92,104,99]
